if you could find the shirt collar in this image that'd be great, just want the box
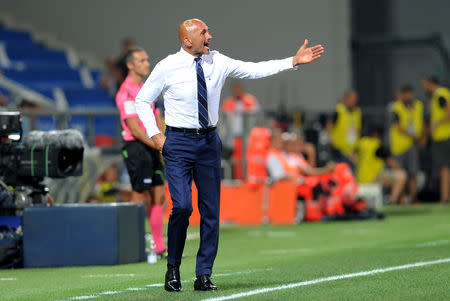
[179,47,199,66]
[178,47,212,66]
[124,75,143,89]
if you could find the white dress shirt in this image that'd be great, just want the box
[135,47,296,138]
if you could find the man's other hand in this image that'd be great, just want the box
[152,133,166,152]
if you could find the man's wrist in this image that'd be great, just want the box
[290,57,300,71]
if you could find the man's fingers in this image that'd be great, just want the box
[310,45,324,53]
[312,47,324,53]
[313,49,324,56]
[300,39,308,50]
[311,53,322,61]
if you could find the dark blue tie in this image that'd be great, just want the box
[195,57,209,128]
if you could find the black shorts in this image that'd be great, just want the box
[432,138,450,171]
[122,140,165,192]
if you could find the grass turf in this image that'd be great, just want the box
[0,204,449,300]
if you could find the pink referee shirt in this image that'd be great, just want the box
[116,76,159,141]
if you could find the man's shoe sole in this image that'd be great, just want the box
[164,284,182,292]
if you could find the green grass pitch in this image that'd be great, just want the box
[1,204,449,300]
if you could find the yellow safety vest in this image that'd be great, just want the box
[431,87,450,141]
[331,103,362,155]
[356,137,385,183]
[389,99,423,155]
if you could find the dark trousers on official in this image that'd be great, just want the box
[162,129,222,277]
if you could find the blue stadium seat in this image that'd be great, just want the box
[0,28,33,43]
[7,47,70,69]
[0,87,11,98]
[95,116,118,136]
[69,115,118,141]
[69,115,89,138]
[90,69,104,86]
[3,69,84,90]
[64,88,115,108]
[65,88,118,137]
[35,115,58,131]
[33,88,56,102]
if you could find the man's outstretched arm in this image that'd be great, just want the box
[223,39,324,79]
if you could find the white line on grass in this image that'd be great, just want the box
[186,232,200,240]
[0,278,17,281]
[81,273,137,278]
[259,248,310,255]
[57,268,273,301]
[415,239,449,248]
[386,239,450,250]
[202,257,450,301]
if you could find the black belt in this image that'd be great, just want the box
[166,125,216,134]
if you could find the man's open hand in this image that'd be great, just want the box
[293,39,324,67]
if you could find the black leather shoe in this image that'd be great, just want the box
[194,275,218,291]
[164,266,182,292]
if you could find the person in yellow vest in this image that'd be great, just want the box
[327,90,362,170]
[357,124,407,204]
[389,85,424,203]
[422,75,450,204]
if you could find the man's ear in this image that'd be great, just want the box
[183,37,192,48]
[126,61,133,71]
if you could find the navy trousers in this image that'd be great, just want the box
[162,129,221,276]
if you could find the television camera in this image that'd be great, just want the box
[0,112,84,215]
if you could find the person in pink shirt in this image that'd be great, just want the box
[115,47,167,258]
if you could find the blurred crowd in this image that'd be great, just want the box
[224,76,449,208]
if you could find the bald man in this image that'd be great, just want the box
[136,18,324,292]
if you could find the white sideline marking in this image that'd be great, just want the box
[98,291,121,295]
[259,248,310,255]
[247,230,296,238]
[386,239,450,250]
[58,268,272,301]
[81,273,137,278]
[202,258,450,301]
[186,232,200,240]
[0,277,17,281]
[267,231,296,238]
[416,239,449,248]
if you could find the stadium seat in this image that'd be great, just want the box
[2,69,83,90]
[64,88,114,108]
[5,45,70,69]
[0,28,33,43]
[35,115,58,131]
[64,88,117,139]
